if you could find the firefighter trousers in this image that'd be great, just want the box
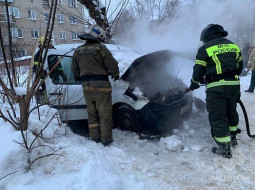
[84,92,113,144]
[206,91,239,143]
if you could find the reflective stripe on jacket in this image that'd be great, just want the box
[192,37,243,90]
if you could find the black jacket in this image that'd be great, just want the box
[190,37,243,91]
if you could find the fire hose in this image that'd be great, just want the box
[185,87,255,138]
[238,99,255,138]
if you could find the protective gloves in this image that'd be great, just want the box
[189,80,200,91]
[112,75,120,81]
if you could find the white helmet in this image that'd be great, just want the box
[88,25,107,42]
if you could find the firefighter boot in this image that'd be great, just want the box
[230,128,241,147]
[231,135,238,147]
[102,140,113,146]
[212,142,232,158]
[88,124,101,143]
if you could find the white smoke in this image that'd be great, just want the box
[117,0,254,57]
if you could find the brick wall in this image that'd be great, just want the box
[0,0,86,56]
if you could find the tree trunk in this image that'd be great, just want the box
[77,0,111,38]
[19,96,30,131]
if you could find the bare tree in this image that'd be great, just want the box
[77,0,129,39]
[0,0,57,131]
[77,0,111,37]
[111,0,181,38]
[134,0,180,21]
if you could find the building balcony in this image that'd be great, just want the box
[0,13,16,24]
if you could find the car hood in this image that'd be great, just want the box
[121,50,188,103]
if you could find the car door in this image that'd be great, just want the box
[45,54,87,121]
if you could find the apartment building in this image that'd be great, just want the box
[0,0,86,57]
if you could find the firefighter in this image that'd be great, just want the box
[33,36,48,103]
[33,36,56,103]
[187,24,243,158]
[33,36,55,73]
[72,25,119,146]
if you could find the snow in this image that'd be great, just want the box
[1,64,255,189]
[1,0,255,187]
[14,87,27,96]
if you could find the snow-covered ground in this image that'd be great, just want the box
[0,63,255,189]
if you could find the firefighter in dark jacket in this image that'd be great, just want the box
[188,24,243,158]
[72,25,119,146]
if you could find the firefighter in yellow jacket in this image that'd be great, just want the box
[72,25,119,146]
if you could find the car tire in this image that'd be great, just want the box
[113,105,141,133]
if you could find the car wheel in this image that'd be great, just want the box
[113,105,141,133]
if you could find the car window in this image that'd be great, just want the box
[48,55,81,84]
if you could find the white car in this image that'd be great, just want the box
[43,43,193,135]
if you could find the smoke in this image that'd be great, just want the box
[117,0,254,57]
[113,0,254,133]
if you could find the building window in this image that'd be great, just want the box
[28,10,36,20]
[60,31,66,39]
[11,49,27,57]
[44,12,49,25]
[71,32,79,40]
[31,29,39,38]
[7,6,20,18]
[11,28,23,38]
[12,49,17,57]
[68,0,76,7]
[21,49,27,56]
[12,49,21,57]
[58,14,64,23]
[70,16,77,24]
[58,0,62,4]
[42,0,49,8]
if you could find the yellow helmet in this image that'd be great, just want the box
[39,36,53,47]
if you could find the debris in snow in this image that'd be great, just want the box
[161,135,184,152]
[182,147,190,152]
[153,149,159,155]
[139,140,146,147]
[191,145,204,152]
[188,129,196,136]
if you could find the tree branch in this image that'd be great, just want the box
[0,171,18,181]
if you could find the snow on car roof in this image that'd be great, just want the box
[48,43,141,76]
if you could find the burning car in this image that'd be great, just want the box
[43,44,193,136]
